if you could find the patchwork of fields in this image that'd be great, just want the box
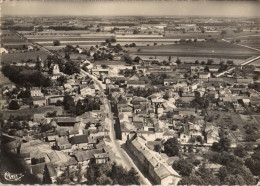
[17,30,260,59]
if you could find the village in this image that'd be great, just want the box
[1,15,260,185]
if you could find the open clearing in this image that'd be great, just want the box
[1,106,63,120]
[129,41,259,59]
[1,51,49,63]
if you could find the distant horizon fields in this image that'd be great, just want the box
[1,1,259,17]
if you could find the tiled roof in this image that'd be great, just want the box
[69,135,88,145]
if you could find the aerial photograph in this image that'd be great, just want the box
[0,0,259,185]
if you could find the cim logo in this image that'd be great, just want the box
[4,171,24,182]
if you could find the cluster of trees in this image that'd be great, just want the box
[48,26,91,31]
[2,65,52,87]
[63,95,101,116]
[1,114,30,133]
[178,38,198,44]
[149,73,170,85]
[204,150,256,185]
[85,162,139,185]
[179,163,221,185]
[56,165,82,184]
[124,43,136,47]
[64,61,80,75]
[128,87,159,98]
[218,62,229,73]
[93,51,114,61]
[193,92,210,115]
[118,68,135,77]
[212,136,231,152]
[105,37,116,43]
[245,147,260,176]
[46,55,80,75]
[93,44,123,61]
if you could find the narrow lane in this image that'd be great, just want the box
[215,38,260,77]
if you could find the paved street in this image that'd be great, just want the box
[80,69,151,185]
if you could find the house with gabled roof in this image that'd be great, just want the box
[55,137,71,150]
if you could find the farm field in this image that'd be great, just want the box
[129,41,260,59]
[94,60,127,66]
[1,30,26,44]
[129,55,246,65]
[232,35,260,50]
[251,58,260,66]
[1,51,49,63]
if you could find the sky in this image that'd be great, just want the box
[1,1,259,17]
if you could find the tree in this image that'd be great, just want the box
[154,144,162,152]
[63,95,75,113]
[231,124,238,131]
[96,174,113,185]
[212,137,231,152]
[57,75,67,85]
[53,40,60,46]
[123,55,133,64]
[133,56,141,63]
[64,61,80,75]
[76,100,85,116]
[176,58,181,65]
[65,53,70,60]
[8,100,20,110]
[168,56,172,62]
[35,55,42,71]
[133,30,139,34]
[85,162,139,185]
[42,165,52,184]
[172,159,194,176]
[220,30,227,36]
[164,137,180,157]
[17,89,31,99]
[234,145,247,158]
[245,150,260,176]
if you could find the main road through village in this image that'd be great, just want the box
[15,31,151,184]
[80,69,151,185]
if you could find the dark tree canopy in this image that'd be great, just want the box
[85,162,139,185]
[42,165,52,184]
[164,137,180,157]
[53,40,60,46]
[8,100,20,110]
[172,159,193,176]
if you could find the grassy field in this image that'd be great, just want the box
[129,41,260,59]
[1,106,63,120]
[236,35,260,50]
[1,31,26,44]
[94,60,127,66]
[1,51,49,63]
